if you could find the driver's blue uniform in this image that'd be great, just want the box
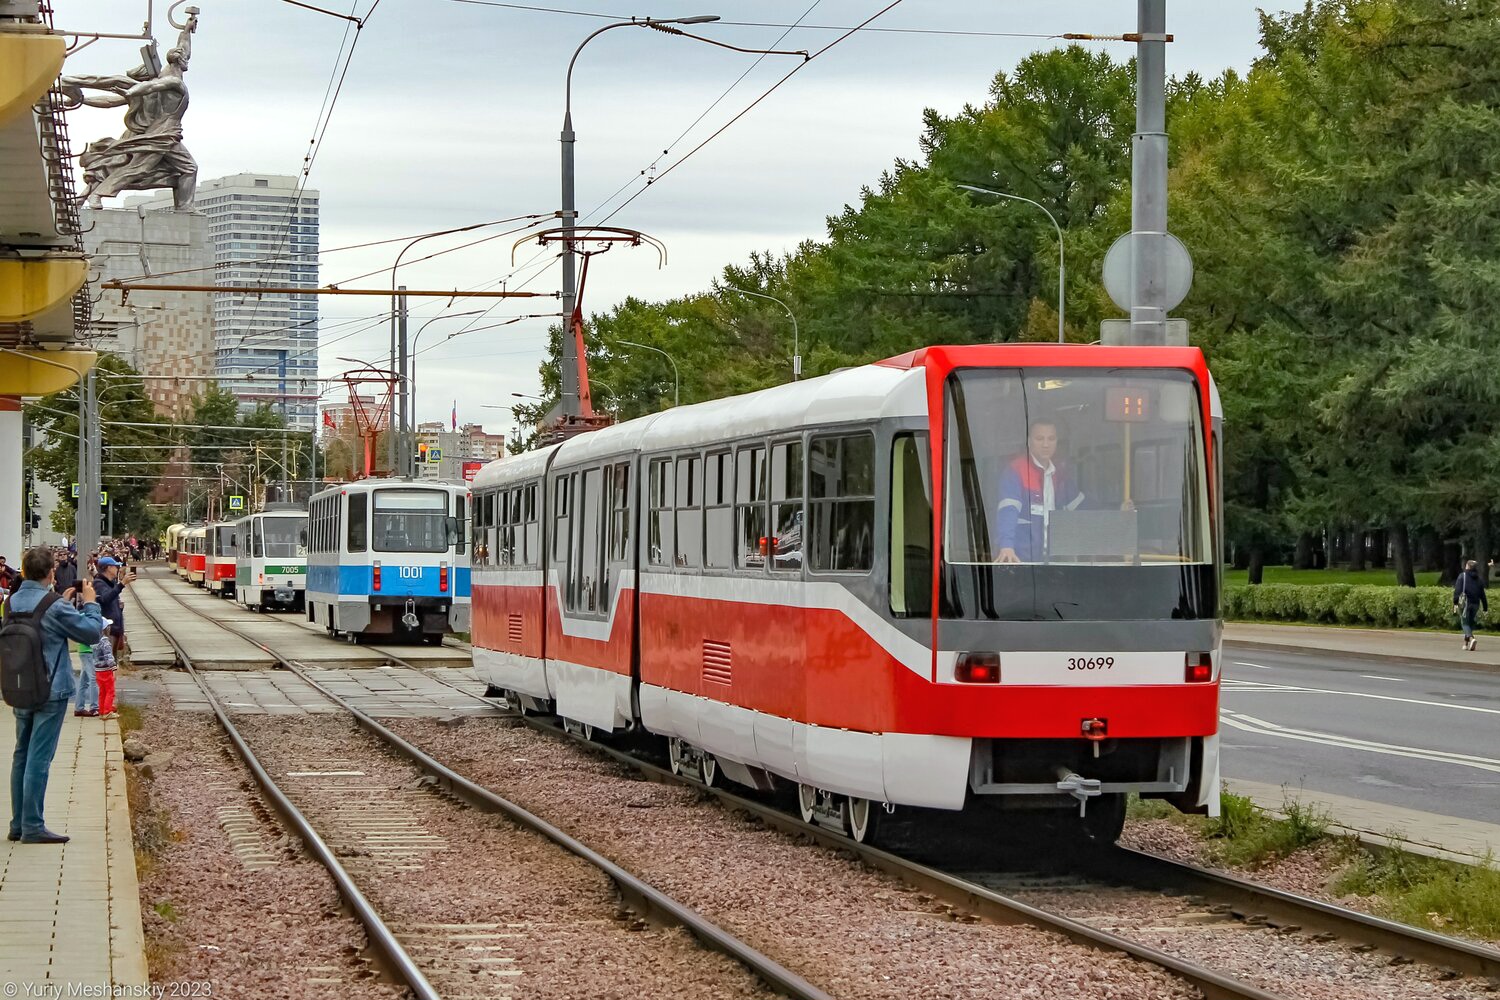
[995,453,1083,561]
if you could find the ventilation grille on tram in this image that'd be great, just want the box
[702,640,732,686]
[508,614,523,645]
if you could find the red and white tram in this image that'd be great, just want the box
[470,344,1222,842]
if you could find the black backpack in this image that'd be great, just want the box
[0,592,61,709]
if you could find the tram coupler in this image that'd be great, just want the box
[401,599,419,630]
[1055,767,1102,816]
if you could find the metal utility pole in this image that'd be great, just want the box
[387,302,398,476]
[397,286,410,478]
[1129,0,1168,346]
[76,368,100,557]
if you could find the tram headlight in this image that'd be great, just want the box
[955,651,1001,684]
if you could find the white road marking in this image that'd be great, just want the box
[1223,677,1500,716]
[1232,661,1273,669]
[1360,674,1407,683]
[1221,711,1500,774]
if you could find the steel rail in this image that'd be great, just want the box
[142,569,1500,989]
[135,571,832,1000]
[131,586,442,1000]
[1106,846,1500,980]
[525,718,1500,988]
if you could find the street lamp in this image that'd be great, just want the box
[408,310,486,431]
[957,183,1067,344]
[721,287,800,380]
[558,14,720,420]
[615,339,679,406]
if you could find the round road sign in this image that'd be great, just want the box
[1102,232,1194,312]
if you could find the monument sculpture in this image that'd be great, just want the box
[60,5,200,211]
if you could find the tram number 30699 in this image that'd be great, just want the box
[1067,656,1115,671]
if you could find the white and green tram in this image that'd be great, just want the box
[232,506,310,612]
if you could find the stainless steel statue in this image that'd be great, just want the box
[60,6,201,211]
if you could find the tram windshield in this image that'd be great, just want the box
[942,368,1216,621]
[372,489,450,553]
[215,526,236,555]
[260,517,307,558]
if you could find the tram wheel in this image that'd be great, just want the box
[797,783,818,825]
[847,797,880,845]
[668,738,686,776]
[700,754,717,788]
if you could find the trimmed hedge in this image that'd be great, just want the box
[1224,583,1471,630]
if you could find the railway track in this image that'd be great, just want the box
[133,574,830,1000]
[137,570,1500,998]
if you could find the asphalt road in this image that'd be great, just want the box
[1220,647,1500,826]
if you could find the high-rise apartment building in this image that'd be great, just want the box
[141,173,320,430]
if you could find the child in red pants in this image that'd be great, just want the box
[95,617,118,719]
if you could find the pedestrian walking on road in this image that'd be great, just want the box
[1,547,104,844]
[1454,559,1488,651]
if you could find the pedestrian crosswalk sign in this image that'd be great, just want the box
[428,447,442,463]
[100,491,108,507]
[228,495,245,511]
[70,482,80,499]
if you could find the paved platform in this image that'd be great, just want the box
[1227,776,1500,866]
[137,568,471,670]
[1225,621,1500,671]
[162,665,503,718]
[0,711,148,987]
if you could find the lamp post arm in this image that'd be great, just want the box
[722,286,800,379]
[957,184,1066,344]
[617,339,679,407]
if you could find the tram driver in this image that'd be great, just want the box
[994,419,1082,564]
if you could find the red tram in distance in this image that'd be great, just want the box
[470,344,1223,843]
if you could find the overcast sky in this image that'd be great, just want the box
[59,0,1298,434]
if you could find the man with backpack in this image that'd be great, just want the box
[1453,559,1489,652]
[1,547,103,844]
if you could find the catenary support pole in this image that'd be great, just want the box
[397,287,409,478]
[1129,0,1168,346]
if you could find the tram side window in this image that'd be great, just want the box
[647,458,673,567]
[770,440,803,572]
[568,468,603,613]
[674,456,702,568]
[735,444,767,571]
[348,493,367,553]
[809,432,876,573]
[452,494,467,555]
[553,476,571,567]
[607,463,630,564]
[890,433,933,617]
[524,483,540,567]
[704,451,733,569]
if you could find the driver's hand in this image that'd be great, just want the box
[996,548,1021,564]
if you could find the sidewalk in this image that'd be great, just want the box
[1227,777,1500,866]
[0,711,148,987]
[1224,621,1500,670]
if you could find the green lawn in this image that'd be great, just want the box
[1224,566,1443,587]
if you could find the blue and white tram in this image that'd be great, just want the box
[305,479,472,644]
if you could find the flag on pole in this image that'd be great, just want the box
[452,400,457,432]
[322,410,337,431]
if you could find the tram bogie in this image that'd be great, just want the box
[305,479,471,643]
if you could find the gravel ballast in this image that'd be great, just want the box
[235,715,780,1000]
[385,717,1202,1000]
[129,706,402,997]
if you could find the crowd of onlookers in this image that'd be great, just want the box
[2,536,142,843]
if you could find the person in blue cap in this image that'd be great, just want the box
[91,556,135,659]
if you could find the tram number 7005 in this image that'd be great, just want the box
[1066,656,1115,671]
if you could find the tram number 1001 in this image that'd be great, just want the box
[1066,656,1115,671]
[397,566,423,579]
